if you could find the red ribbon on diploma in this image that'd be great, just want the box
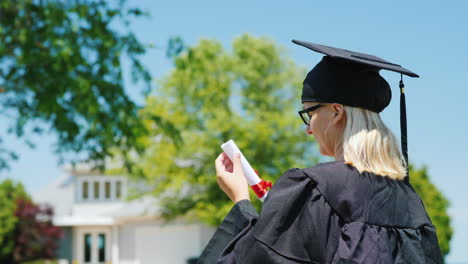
[251,180,272,198]
[251,170,272,198]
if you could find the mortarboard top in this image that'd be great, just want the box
[292,39,419,183]
[292,40,419,78]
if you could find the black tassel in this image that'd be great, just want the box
[400,74,409,183]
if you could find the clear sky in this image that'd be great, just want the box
[1,0,467,262]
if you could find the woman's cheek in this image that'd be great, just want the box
[314,125,331,156]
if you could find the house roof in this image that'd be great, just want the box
[33,173,75,217]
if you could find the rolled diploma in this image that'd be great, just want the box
[221,139,269,201]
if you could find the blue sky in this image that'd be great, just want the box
[1,0,467,262]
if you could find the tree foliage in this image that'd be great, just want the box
[13,198,62,263]
[410,165,452,258]
[0,0,151,171]
[0,179,29,263]
[114,34,317,226]
[0,179,62,263]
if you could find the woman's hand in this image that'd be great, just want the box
[215,152,250,203]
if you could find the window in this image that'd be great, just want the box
[104,182,111,199]
[98,233,106,262]
[84,233,92,262]
[82,182,89,200]
[81,231,108,263]
[93,181,100,199]
[116,181,121,199]
[80,178,124,201]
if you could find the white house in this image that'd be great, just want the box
[33,165,214,264]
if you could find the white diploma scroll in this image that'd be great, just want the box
[221,139,269,201]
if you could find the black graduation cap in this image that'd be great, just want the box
[292,39,419,182]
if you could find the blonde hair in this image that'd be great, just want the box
[342,106,407,180]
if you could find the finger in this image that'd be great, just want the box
[215,154,226,175]
[233,152,242,172]
[215,153,224,164]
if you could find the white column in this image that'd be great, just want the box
[110,180,116,201]
[89,180,94,202]
[92,233,98,264]
[76,178,81,202]
[112,225,119,264]
[122,178,127,198]
[74,228,81,264]
[100,178,105,201]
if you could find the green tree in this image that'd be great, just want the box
[114,34,317,226]
[0,0,151,171]
[410,165,453,258]
[0,179,29,263]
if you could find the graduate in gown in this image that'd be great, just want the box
[197,40,443,264]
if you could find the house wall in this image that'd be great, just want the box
[119,222,137,264]
[56,227,73,264]
[119,221,215,264]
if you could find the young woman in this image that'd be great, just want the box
[198,40,442,264]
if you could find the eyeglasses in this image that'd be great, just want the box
[298,104,323,126]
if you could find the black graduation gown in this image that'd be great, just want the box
[197,161,443,264]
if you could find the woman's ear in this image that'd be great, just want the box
[331,104,345,125]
